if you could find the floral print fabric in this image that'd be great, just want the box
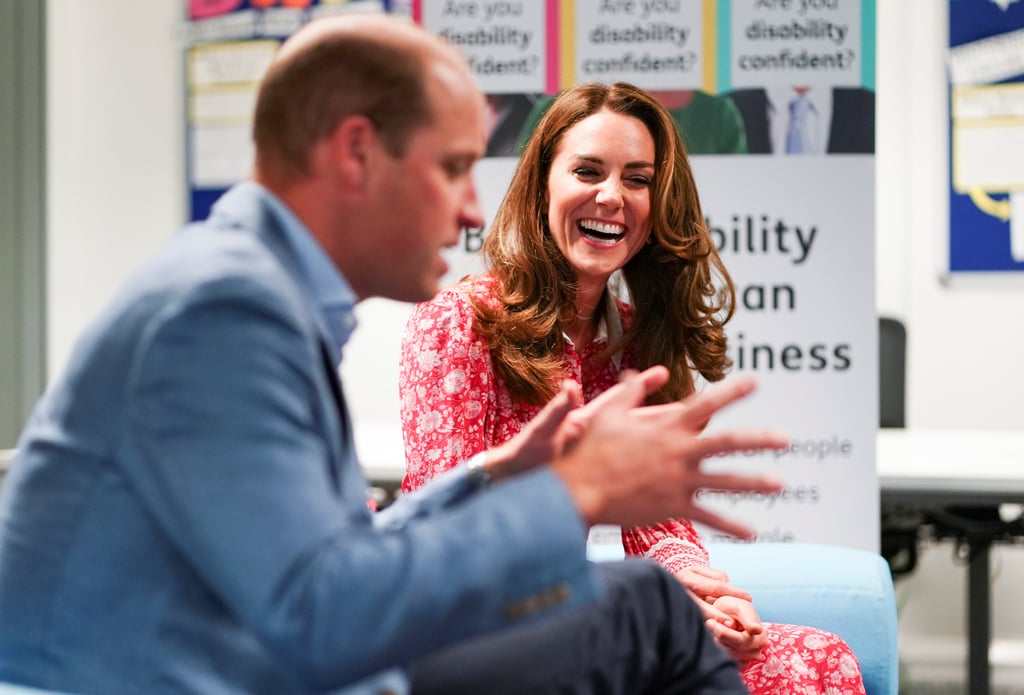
[399,277,867,695]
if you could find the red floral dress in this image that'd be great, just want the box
[399,277,867,695]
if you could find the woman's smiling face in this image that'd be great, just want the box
[545,108,656,289]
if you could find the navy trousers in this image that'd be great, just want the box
[409,559,746,694]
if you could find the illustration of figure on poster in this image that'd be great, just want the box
[481,79,748,156]
[484,92,541,157]
[725,0,874,154]
[514,89,750,156]
[507,83,874,157]
[723,85,874,154]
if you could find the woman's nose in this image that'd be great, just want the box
[595,178,624,209]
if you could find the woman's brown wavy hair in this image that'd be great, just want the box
[474,82,735,406]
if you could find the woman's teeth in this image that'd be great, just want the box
[578,220,626,245]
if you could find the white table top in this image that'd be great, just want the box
[877,428,1024,505]
[357,426,1024,503]
[355,422,408,484]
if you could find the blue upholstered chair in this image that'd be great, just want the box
[707,542,899,695]
[4,541,897,695]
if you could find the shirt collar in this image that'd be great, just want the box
[258,184,357,360]
[563,294,625,370]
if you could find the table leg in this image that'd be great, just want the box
[967,540,992,695]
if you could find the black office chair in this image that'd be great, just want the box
[878,318,1022,581]
[878,317,906,429]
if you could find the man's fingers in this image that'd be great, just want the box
[679,375,759,429]
[690,430,790,463]
[616,365,669,385]
[694,472,784,495]
[686,505,760,541]
[571,369,751,435]
[627,365,670,394]
[530,381,580,438]
[604,367,669,408]
[576,366,666,421]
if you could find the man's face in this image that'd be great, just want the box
[361,63,487,303]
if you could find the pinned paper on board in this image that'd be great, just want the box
[187,40,279,187]
[951,83,1024,261]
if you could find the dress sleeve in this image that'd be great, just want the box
[400,288,493,493]
[622,519,711,575]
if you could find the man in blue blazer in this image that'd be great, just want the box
[0,14,787,695]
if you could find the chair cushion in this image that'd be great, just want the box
[707,542,899,695]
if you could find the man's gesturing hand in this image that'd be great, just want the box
[484,366,670,481]
[551,370,787,539]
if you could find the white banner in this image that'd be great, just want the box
[694,156,877,550]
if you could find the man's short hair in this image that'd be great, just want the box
[253,26,435,180]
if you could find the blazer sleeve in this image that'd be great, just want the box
[119,274,596,690]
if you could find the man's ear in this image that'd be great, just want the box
[328,115,378,188]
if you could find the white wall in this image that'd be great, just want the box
[47,0,185,376]
[875,1,1024,432]
[44,0,1024,676]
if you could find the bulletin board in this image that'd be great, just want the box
[183,0,393,222]
[948,0,1024,274]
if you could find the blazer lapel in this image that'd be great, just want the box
[208,183,356,496]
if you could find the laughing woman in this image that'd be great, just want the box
[399,82,866,695]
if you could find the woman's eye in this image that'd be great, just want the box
[628,176,653,187]
[573,167,598,178]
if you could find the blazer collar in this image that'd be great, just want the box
[208,182,355,360]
